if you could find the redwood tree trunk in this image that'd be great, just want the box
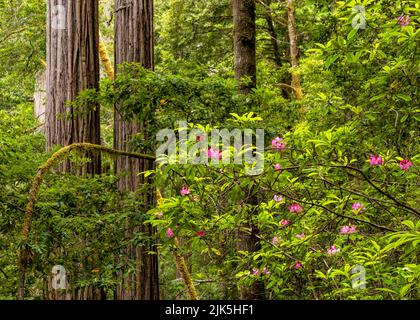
[43,0,101,300]
[233,0,256,94]
[232,0,265,300]
[45,0,101,174]
[114,0,159,300]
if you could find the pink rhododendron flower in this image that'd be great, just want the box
[180,186,190,196]
[166,228,174,238]
[340,225,357,235]
[293,261,303,269]
[252,269,260,276]
[196,230,206,237]
[399,159,413,171]
[274,163,282,171]
[280,219,290,227]
[271,236,281,245]
[271,137,286,150]
[352,202,365,214]
[397,15,410,26]
[261,267,271,275]
[289,203,302,213]
[207,146,222,160]
[273,195,283,202]
[296,233,305,239]
[369,155,383,166]
[327,245,340,255]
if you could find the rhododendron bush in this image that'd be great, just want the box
[147,115,418,299]
[0,0,418,301]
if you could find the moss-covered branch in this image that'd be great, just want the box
[18,143,155,300]
[173,238,199,300]
[99,40,115,80]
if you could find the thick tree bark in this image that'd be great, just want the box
[114,0,159,300]
[233,0,256,94]
[42,0,101,300]
[45,0,101,174]
[232,0,265,300]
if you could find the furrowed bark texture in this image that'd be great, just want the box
[114,0,159,300]
[45,0,101,174]
[41,0,101,300]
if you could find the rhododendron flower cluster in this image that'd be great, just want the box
[397,15,410,26]
[166,228,174,238]
[293,261,303,269]
[274,163,281,171]
[280,219,290,227]
[352,202,365,214]
[327,245,340,255]
[271,236,281,245]
[207,146,222,160]
[296,233,305,239]
[399,159,413,171]
[252,267,271,276]
[340,225,357,235]
[271,137,286,150]
[196,230,206,237]
[273,195,283,202]
[289,203,302,213]
[369,155,383,166]
[180,186,190,196]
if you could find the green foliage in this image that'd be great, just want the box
[0,0,418,301]
[0,105,45,298]
[0,0,46,108]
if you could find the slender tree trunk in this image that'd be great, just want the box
[232,0,265,300]
[286,0,303,100]
[45,0,101,174]
[233,0,256,94]
[34,69,46,131]
[114,0,159,300]
[263,0,281,66]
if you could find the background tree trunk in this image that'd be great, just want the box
[233,0,256,94]
[114,0,159,300]
[45,0,101,175]
[286,0,303,100]
[34,69,46,131]
[232,0,265,300]
[263,0,282,66]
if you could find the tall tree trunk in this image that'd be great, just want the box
[45,0,101,174]
[114,0,159,300]
[233,0,256,94]
[43,0,101,300]
[263,0,281,66]
[232,0,265,300]
[286,0,303,100]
